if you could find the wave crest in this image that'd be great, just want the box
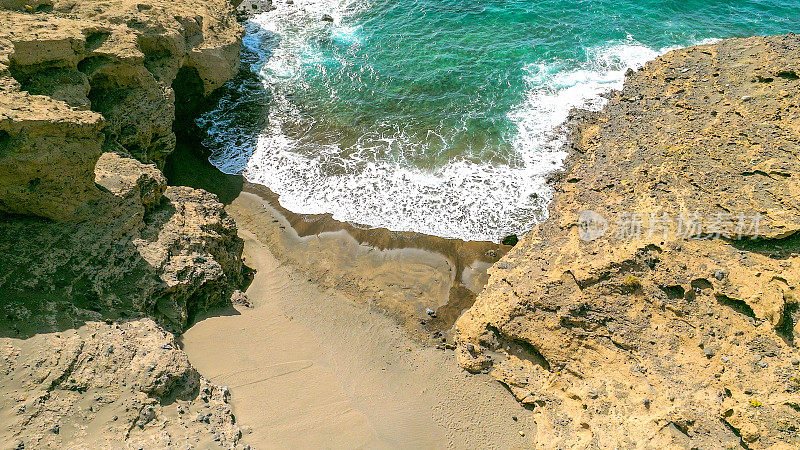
[200,5,691,242]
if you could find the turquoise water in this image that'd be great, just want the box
[202,0,800,241]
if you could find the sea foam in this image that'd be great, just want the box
[202,1,709,242]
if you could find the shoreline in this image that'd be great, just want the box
[180,230,533,447]
[1,0,797,444]
[170,124,537,446]
[201,2,567,244]
[167,141,513,339]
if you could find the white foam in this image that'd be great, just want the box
[203,4,707,242]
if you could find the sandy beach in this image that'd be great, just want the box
[180,191,533,447]
[3,0,798,446]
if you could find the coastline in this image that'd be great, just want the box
[455,34,800,447]
[180,231,532,448]
[166,141,513,340]
[165,128,532,445]
[1,0,797,446]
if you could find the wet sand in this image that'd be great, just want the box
[227,186,508,339]
[170,142,531,447]
[182,229,532,447]
[166,142,511,339]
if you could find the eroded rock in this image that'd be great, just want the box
[0,0,243,221]
[0,0,245,447]
[456,34,800,448]
[0,0,245,333]
[0,180,244,335]
[0,319,242,448]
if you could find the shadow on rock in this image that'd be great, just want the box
[0,154,245,339]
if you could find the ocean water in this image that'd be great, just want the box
[200,0,799,242]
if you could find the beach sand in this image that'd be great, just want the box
[166,135,531,447]
[180,189,534,448]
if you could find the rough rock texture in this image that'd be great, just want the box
[0,0,242,220]
[0,1,246,446]
[456,35,800,448]
[0,319,242,449]
[0,176,244,335]
[0,0,245,332]
[235,0,273,20]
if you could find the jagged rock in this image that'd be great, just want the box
[0,182,244,335]
[0,0,245,447]
[0,94,105,221]
[95,151,167,212]
[236,0,274,20]
[0,0,243,221]
[0,319,242,448]
[456,35,800,448]
[230,289,252,308]
[0,0,245,331]
[135,186,245,327]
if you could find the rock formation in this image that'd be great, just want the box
[456,34,800,448]
[0,0,247,447]
[0,0,241,220]
[0,179,244,335]
[0,0,245,333]
[0,319,242,448]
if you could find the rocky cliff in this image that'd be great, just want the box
[0,0,244,334]
[456,34,800,448]
[0,1,247,447]
[0,0,241,220]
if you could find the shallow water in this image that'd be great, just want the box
[200,0,800,242]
